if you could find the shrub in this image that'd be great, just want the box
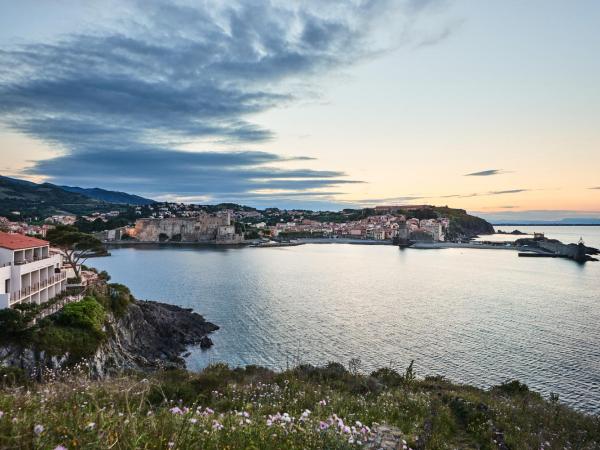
[0,308,27,338]
[370,367,403,387]
[108,283,134,317]
[98,270,111,281]
[493,379,530,396]
[0,366,27,386]
[32,325,104,359]
[57,297,106,333]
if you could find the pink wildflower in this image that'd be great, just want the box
[169,406,183,415]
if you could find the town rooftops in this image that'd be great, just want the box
[0,231,49,250]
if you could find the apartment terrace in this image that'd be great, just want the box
[9,271,67,305]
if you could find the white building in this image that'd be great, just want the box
[0,232,66,309]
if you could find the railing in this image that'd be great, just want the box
[9,272,67,303]
[14,254,52,265]
[0,261,11,268]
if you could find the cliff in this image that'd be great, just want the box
[0,298,218,378]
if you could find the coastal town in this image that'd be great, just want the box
[1,200,597,313]
[1,204,451,244]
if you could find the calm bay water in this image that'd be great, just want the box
[91,228,600,413]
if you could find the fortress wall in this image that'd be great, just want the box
[133,215,232,242]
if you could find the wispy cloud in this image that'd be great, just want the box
[589,186,600,190]
[488,189,528,195]
[353,188,531,206]
[464,169,509,177]
[0,0,451,204]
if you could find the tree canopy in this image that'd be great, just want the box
[46,225,103,279]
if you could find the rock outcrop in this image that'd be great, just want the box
[0,300,218,377]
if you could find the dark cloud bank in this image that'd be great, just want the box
[0,0,448,206]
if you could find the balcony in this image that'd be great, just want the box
[14,254,51,265]
[9,271,67,304]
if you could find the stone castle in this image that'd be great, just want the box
[130,213,242,244]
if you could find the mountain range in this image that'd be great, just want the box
[0,175,154,219]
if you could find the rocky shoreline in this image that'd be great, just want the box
[0,300,218,378]
[93,299,219,375]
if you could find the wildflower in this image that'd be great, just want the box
[168,442,175,448]
[343,425,351,434]
[54,446,67,450]
[0,411,3,419]
[355,420,362,428]
[169,406,183,415]
[189,418,198,424]
[319,399,327,406]
[86,422,96,430]
[319,421,329,430]
[212,420,224,430]
[348,436,355,444]
[266,419,273,426]
[34,424,44,435]
[204,407,214,415]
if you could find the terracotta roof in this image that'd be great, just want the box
[0,231,49,250]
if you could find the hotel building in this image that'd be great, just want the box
[0,232,66,309]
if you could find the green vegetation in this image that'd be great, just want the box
[46,226,104,279]
[0,363,597,449]
[31,297,107,359]
[31,322,105,360]
[0,283,134,362]
[0,175,123,220]
[56,297,106,333]
[0,308,27,339]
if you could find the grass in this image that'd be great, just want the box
[0,363,598,450]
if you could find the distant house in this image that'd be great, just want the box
[0,232,67,309]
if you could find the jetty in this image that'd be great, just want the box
[411,235,598,263]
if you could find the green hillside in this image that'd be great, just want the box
[0,176,122,219]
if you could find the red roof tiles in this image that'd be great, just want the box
[0,232,49,250]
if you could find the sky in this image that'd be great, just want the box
[0,0,599,220]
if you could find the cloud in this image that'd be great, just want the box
[351,188,532,207]
[464,169,508,177]
[589,186,600,190]
[488,189,528,195]
[0,0,452,204]
[25,148,362,198]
